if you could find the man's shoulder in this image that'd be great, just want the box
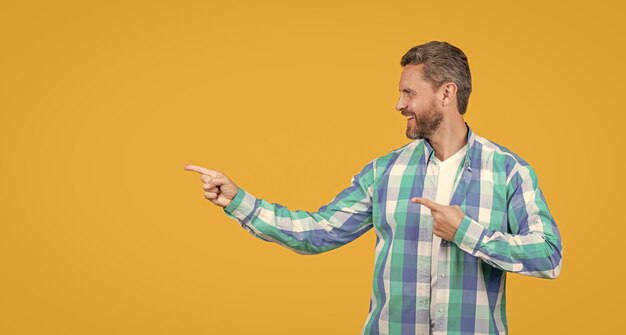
[372,139,422,165]
[359,140,424,177]
[474,134,528,162]
[472,133,535,182]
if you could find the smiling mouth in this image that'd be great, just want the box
[401,112,415,120]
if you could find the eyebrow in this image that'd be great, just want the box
[400,88,415,94]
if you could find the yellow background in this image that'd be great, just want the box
[1,0,624,334]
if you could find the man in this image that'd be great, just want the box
[185,41,562,335]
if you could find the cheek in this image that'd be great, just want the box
[408,100,424,113]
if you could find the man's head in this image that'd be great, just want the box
[396,41,472,140]
[400,41,472,115]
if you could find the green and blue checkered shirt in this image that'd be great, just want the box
[223,125,562,335]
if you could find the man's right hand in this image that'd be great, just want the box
[184,165,239,208]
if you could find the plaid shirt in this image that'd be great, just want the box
[223,125,562,335]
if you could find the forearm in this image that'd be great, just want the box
[224,188,373,255]
[453,215,562,278]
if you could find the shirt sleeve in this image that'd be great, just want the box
[222,161,376,255]
[452,165,563,278]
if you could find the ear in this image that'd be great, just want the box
[439,82,458,108]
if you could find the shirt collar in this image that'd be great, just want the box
[423,123,475,171]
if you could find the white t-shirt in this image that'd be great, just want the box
[429,144,467,328]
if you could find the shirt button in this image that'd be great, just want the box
[439,308,444,313]
[441,273,446,278]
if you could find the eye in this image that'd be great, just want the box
[401,89,416,97]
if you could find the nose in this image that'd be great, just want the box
[395,96,406,112]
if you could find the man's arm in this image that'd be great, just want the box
[413,165,563,279]
[186,161,376,255]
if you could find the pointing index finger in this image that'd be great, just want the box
[411,197,442,211]
[184,165,218,177]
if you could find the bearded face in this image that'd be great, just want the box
[404,99,443,140]
[396,64,445,140]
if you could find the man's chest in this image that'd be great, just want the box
[371,164,510,235]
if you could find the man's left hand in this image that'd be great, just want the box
[410,197,464,241]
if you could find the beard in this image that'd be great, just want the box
[405,100,443,140]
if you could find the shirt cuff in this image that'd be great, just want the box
[223,188,257,221]
[452,215,486,255]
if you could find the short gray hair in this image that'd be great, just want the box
[400,41,472,115]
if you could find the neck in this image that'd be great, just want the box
[426,117,468,161]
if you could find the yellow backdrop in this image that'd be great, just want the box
[1,0,624,334]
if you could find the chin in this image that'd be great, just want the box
[406,132,421,140]
[406,127,423,140]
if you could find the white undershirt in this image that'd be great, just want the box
[429,144,467,329]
